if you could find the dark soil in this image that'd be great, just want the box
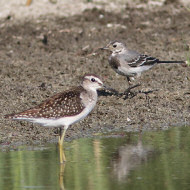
[0,2,190,147]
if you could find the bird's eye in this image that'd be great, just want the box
[113,44,117,48]
[91,78,96,82]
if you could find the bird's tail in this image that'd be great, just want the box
[158,60,187,66]
[4,113,16,119]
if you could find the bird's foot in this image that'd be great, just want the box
[139,88,158,95]
[122,83,141,99]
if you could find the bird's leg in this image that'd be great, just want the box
[125,83,141,94]
[58,126,68,164]
[58,127,62,141]
[122,83,141,99]
[127,76,132,86]
[123,77,141,98]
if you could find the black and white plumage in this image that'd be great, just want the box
[101,41,186,84]
[5,74,104,163]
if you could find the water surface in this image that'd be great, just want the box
[0,126,190,190]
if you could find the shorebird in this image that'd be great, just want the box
[5,74,104,163]
[101,41,186,86]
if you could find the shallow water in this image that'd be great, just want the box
[1,126,190,190]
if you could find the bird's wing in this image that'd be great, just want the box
[123,50,158,67]
[128,54,158,67]
[5,86,85,119]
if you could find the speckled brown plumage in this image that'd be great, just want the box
[5,86,86,119]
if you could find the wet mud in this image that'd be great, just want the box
[0,3,190,146]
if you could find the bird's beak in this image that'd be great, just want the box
[99,46,109,50]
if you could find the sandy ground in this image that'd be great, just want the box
[0,0,189,21]
[0,0,167,20]
[0,0,190,146]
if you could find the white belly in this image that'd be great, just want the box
[118,65,154,77]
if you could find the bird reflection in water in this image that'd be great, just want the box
[112,132,154,181]
[59,151,66,190]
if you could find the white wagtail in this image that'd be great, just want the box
[101,40,186,85]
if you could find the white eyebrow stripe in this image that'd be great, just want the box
[84,75,103,85]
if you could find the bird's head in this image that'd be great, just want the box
[82,74,104,91]
[100,41,127,53]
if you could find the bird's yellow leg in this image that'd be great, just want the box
[58,136,63,164]
[59,162,66,190]
[59,127,67,163]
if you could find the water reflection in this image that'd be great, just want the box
[112,133,153,181]
[59,164,65,190]
[0,126,190,190]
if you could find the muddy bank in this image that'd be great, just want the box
[0,3,190,146]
